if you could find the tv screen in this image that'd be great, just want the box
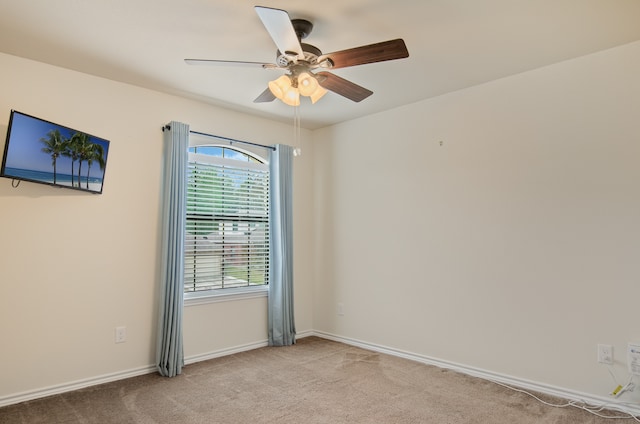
[1,110,110,194]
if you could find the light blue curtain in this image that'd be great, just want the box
[156,121,189,377]
[268,144,296,346]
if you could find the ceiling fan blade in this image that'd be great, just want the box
[254,87,276,103]
[255,6,304,58]
[185,59,279,69]
[319,39,409,69]
[316,72,373,102]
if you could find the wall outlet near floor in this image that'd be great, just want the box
[628,343,640,375]
[337,303,344,316]
[115,326,127,343]
[597,344,613,365]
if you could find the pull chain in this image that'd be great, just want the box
[293,105,302,156]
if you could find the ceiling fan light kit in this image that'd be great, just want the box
[267,71,328,106]
[185,6,409,106]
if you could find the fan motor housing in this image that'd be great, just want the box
[292,19,313,40]
[276,43,322,67]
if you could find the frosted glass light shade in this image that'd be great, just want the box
[298,72,318,96]
[309,85,327,104]
[268,75,292,100]
[298,72,327,103]
[282,87,300,106]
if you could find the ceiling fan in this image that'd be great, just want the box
[185,6,409,106]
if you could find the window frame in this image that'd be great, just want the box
[184,143,270,306]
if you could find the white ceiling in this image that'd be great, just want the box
[1,0,640,129]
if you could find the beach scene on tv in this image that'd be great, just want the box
[2,112,109,193]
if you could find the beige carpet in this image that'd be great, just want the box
[0,337,633,423]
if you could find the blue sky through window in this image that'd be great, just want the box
[188,145,260,163]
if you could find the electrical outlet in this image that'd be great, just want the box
[628,343,640,375]
[115,326,127,343]
[337,303,344,316]
[597,344,613,365]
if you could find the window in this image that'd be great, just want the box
[184,145,269,297]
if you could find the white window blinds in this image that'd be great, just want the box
[185,152,270,292]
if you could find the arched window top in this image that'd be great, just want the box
[188,145,265,164]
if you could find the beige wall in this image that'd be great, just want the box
[312,40,640,402]
[0,52,314,401]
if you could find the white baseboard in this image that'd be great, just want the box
[183,329,314,365]
[184,340,268,364]
[0,365,156,408]
[0,330,315,408]
[311,330,640,418]
[296,329,315,339]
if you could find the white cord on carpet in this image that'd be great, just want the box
[487,376,640,422]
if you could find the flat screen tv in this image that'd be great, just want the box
[1,110,110,194]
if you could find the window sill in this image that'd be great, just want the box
[184,285,268,306]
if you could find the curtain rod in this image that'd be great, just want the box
[162,125,275,151]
